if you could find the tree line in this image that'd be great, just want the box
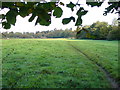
[1,21,119,40]
[1,28,76,39]
[76,21,119,40]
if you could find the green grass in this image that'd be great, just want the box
[68,39,119,82]
[2,39,118,88]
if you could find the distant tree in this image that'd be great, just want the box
[75,21,119,40]
[8,31,14,38]
[14,32,22,38]
[92,21,109,39]
[36,31,40,34]
[107,26,120,40]
[76,26,89,39]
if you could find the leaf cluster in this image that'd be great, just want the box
[2,2,62,29]
[1,1,119,29]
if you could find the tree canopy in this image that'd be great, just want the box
[76,21,120,40]
[0,0,119,29]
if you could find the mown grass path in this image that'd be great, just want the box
[2,39,119,88]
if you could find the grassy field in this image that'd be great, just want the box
[2,39,119,88]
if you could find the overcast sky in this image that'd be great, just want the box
[0,0,118,33]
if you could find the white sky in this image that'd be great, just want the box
[0,0,118,33]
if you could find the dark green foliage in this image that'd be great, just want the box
[70,16,75,22]
[6,9,18,25]
[60,2,64,6]
[2,8,18,29]
[76,30,88,39]
[76,7,88,16]
[19,6,29,17]
[62,17,75,25]
[2,22,11,29]
[1,2,57,28]
[75,7,88,26]
[103,2,119,16]
[107,26,120,40]
[62,18,72,25]
[39,15,51,26]
[53,7,63,18]
[76,21,119,40]
[75,17,82,26]
[66,2,75,11]
[90,21,109,40]
[2,2,14,9]
[1,29,76,38]
[86,2,103,7]
[1,1,119,29]
[28,13,36,22]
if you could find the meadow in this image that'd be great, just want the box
[2,39,119,88]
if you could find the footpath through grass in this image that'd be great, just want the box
[2,39,118,88]
[68,39,119,84]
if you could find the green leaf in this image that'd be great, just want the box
[77,7,88,17]
[60,2,64,6]
[53,7,63,18]
[86,2,103,7]
[39,19,51,26]
[35,15,51,26]
[19,7,29,17]
[2,2,14,8]
[2,22,11,29]
[29,13,36,22]
[66,2,76,11]
[75,17,82,26]
[35,9,51,26]
[70,16,75,22]
[62,18,71,25]
[16,2,25,7]
[35,17,40,25]
[81,11,88,16]
[41,3,55,11]
[41,12,51,21]
[62,17,75,25]
[76,7,84,15]
[6,10,17,25]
